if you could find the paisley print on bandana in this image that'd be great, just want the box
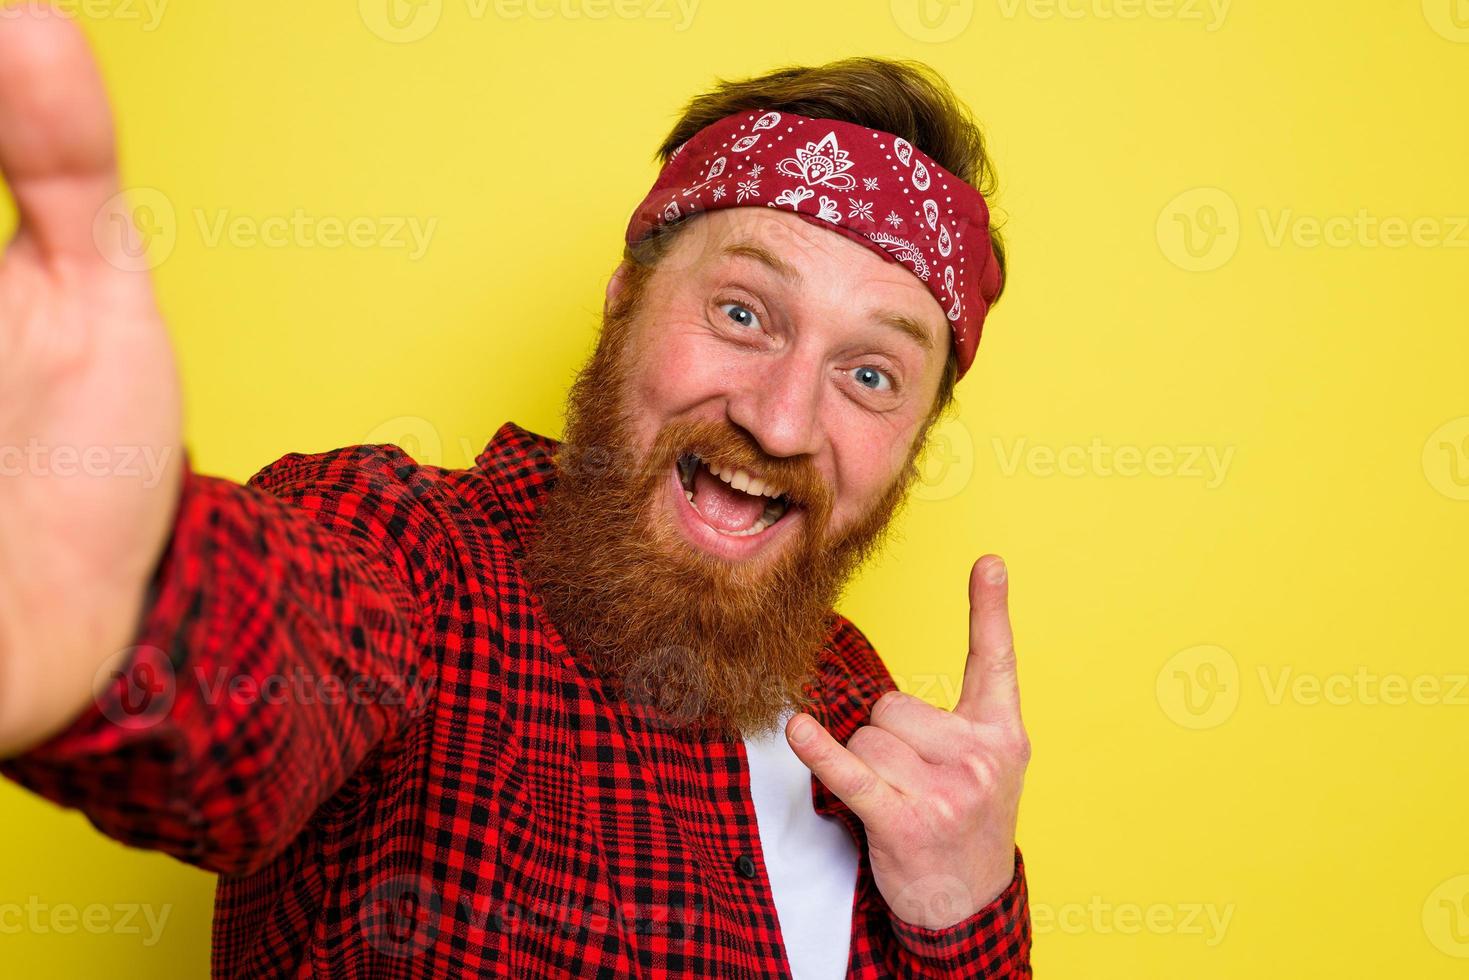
[625,109,1003,378]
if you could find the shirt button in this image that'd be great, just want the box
[734,854,757,879]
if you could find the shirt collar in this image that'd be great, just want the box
[473,420,562,559]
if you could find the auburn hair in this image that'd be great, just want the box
[620,57,1007,422]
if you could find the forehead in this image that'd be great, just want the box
[662,208,950,349]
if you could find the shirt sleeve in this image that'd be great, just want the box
[883,844,1032,977]
[0,444,450,876]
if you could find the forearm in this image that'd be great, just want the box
[0,445,446,873]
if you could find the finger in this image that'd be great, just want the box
[844,721,929,793]
[0,5,122,263]
[868,689,969,765]
[956,554,1022,725]
[786,712,900,825]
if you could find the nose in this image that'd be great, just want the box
[725,348,825,459]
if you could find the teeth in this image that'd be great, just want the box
[681,452,790,514]
[704,460,785,499]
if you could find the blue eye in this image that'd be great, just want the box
[851,365,892,391]
[719,301,761,331]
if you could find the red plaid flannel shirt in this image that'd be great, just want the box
[2,421,1031,978]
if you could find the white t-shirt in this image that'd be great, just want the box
[743,706,862,979]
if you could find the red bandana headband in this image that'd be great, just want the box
[624,109,1003,379]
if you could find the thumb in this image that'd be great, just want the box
[0,4,124,263]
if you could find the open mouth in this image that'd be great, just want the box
[674,452,794,538]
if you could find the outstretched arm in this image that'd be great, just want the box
[0,4,184,754]
[2,445,453,874]
[0,8,454,875]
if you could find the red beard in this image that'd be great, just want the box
[522,287,928,740]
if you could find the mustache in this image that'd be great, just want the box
[655,418,828,511]
[555,416,832,515]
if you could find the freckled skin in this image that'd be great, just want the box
[606,208,951,553]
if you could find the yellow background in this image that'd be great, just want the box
[2,0,1467,976]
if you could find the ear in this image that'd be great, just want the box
[604,260,633,316]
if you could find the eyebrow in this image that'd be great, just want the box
[872,310,936,353]
[719,240,801,283]
[718,238,937,353]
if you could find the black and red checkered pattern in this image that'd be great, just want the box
[3,421,1031,977]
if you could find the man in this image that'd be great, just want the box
[0,7,1032,977]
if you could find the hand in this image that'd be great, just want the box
[787,555,1030,930]
[0,6,183,753]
